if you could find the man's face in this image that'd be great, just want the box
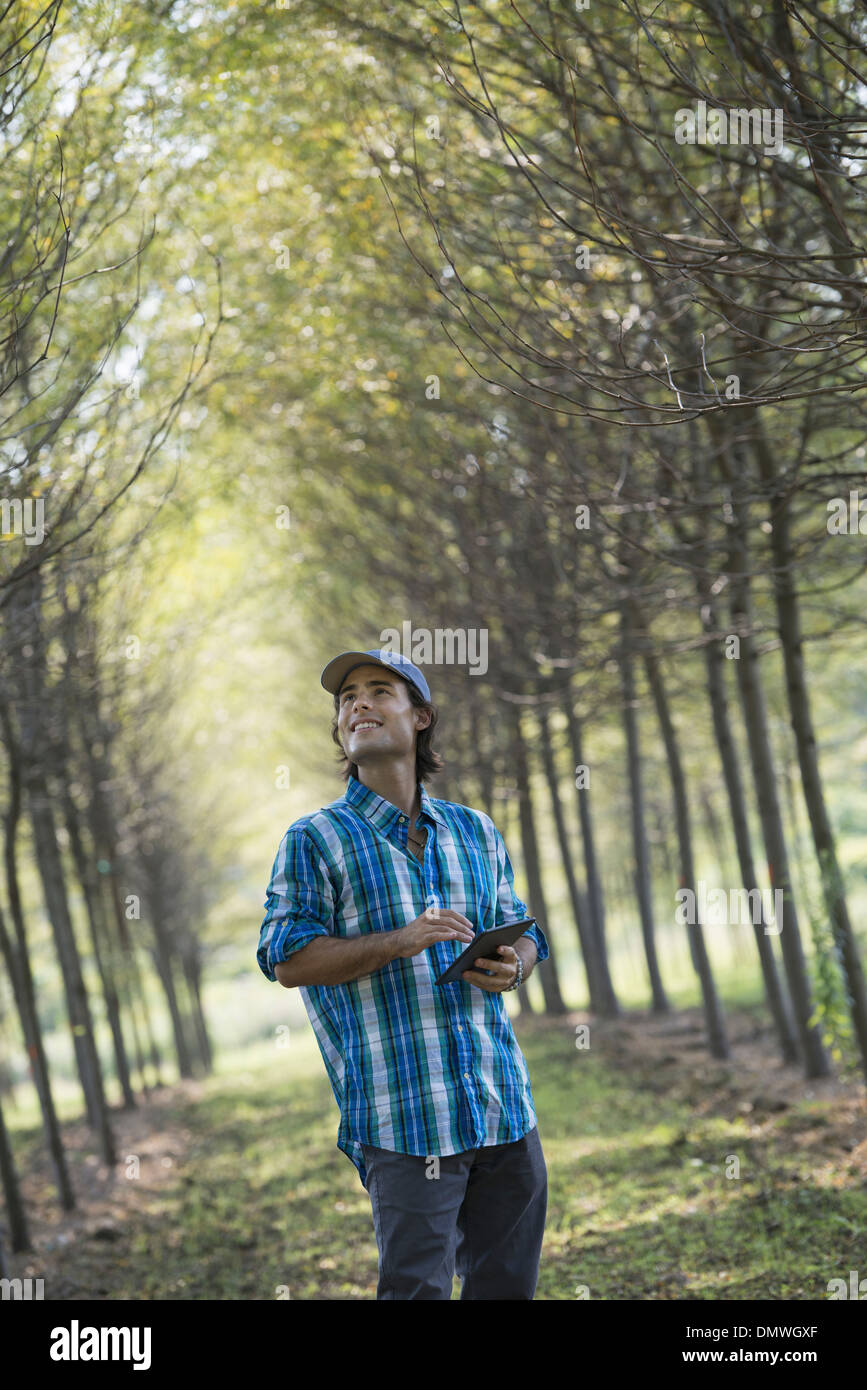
[336,664,430,768]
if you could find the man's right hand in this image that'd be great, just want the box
[394,908,475,959]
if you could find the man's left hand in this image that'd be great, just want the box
[463,944,519,992]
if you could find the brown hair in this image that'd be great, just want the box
[331,678,445,784]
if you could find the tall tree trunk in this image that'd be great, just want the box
[695,582,800,1064]
[494,778,526,1018]
[142,872,195,1078]
[108,872,164,1090]
[539,700,619,1017]
[536,701,602,1011]
[64,616,166,1089]
[699,788,737,891]
[62,786,136,1108]
[776,726,812,908]
[0,701,75,1210]
[753,425,867,1080]
[506,699,567,1015]
[11,574,117,1161]
[181,951,213,1073]
[0,1092,29,1252]
[468,684,495,820]
[727,506,831,1078]
[0,884,76,1215]
[639,626,730,1060]
[153,951,195,1079]
[83,772,164,1092]
[27,789,117,1162]
[651,793,677,889]
[102,874,157,1096]
[560,685,618,1012]
[54,592,139,1105]
[619,602,669,1011]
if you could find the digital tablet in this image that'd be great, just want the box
[434,919,537,986]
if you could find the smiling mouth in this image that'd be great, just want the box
[352,720,382,733]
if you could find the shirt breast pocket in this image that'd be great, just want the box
[449,834,497,930]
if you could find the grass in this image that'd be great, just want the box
[524,1021,864,1300]
[5,1009,866,1300]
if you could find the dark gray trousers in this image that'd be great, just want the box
[360,1126,547,1300]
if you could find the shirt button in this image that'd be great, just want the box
[457,1025,463,1032]
[463,1072,470,1079]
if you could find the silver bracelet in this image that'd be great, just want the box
[503,952,524,991]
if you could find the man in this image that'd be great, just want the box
[256,647,549,1300]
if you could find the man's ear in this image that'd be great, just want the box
[415,709,432,731]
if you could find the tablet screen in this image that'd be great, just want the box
[434,918,536,986]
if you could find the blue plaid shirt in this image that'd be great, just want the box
[257,773,549,1187]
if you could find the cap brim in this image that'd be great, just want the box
[320,651,399,696]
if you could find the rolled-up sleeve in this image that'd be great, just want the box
[257,824,337,982]
[493,826,549,964]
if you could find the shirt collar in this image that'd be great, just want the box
[343,773,445,834]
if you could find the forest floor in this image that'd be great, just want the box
[6,1002,867,1300]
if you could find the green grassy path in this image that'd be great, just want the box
[8,1012,865,1299]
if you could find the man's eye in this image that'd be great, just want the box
[342,685,389,703]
